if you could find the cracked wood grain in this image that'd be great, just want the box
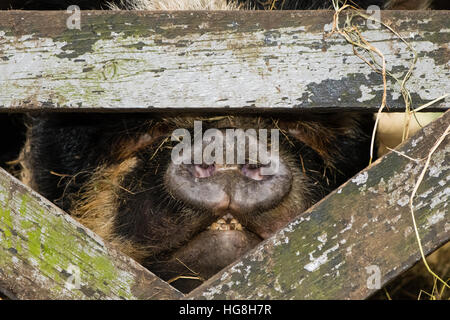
[0,167,183,300]
[0,10,448,112]
[188,111,450,300]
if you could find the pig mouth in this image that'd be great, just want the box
[148,212,262,293]
[172,212,262,274]
[207,213,244,231]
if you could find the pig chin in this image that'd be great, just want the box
[172,217,262,276]
[151,212,262,293]
[152,196,305,293]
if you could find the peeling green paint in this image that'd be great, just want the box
[0,11,448,111]
[0,168,182,300]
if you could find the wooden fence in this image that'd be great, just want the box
[0,10,448,299]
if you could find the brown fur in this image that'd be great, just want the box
[70,157,151,262]
[109,115,350,168]
[109,0,434,11]
[279,115,362,168]
[37,114,359,265]
[18,136,33,188]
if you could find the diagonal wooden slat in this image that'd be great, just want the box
[188,111,449,300]
[0,167,183,300]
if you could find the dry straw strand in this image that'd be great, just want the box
[409,123,450,292]
[328,0,422,164]
[328,0,449,298]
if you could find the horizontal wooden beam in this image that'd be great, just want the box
[188,110,450,300]
[0,10,448,112]
[0,168,183,300]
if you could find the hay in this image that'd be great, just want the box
[408,124,450,294]
[328,0,449,300]
[328,0,420,165]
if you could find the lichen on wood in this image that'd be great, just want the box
[0,10,448,111]
[0,168,183,300]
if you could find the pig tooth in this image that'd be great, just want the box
[208,222,219,230]
[219,223,229,231]
[208,216,244,231]
[230,222,243,231]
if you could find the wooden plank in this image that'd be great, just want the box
[0,10,448,112]
[188,110,450,300]
[0,168,183,300]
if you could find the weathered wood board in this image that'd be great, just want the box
[0,10,448,112]
[188,110,450,300]
[0,168,183,300]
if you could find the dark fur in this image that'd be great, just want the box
[0,115,25,174]
[21,112,373,291]
[24,114,371,208]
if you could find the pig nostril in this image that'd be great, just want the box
[194,164,215,178]
[241,164,267,181]
[191,163,272,180]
